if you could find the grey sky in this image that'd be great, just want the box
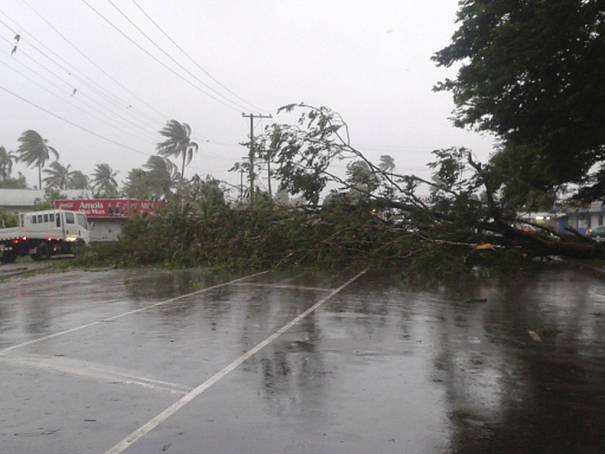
[0,0,494,193]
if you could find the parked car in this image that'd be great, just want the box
[587,226,605,242]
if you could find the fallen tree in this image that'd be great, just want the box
[257,103,604,260]
[76,104,602,274]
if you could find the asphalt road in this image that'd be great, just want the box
[1,266,605,453]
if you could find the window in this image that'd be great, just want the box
[31,215,37,224]
[43,214,49,223]
[49,213,55,223]
[65,212,75,224]
[56,214,61,228]
[77,214,88,229]
[37,215,43,224]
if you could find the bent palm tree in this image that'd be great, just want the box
[16,130,59,189]
[69,170,89,190]
[43,161,73,190]
[0,146,15,180]
[156,120,199,186]
[91,163,119,197]
[123,168,152,199]
[378,154,396,173]
[143,155,179,198]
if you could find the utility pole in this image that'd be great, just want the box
[266,153,272,200]
[239,168,244,203]
[242,113,272,206]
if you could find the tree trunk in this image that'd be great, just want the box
[181,154,186,189]
[38,164,41,190]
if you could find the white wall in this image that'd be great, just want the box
[89,219,126,243]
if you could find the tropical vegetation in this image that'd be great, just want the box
[91,163,119,197]
[157,120,199,184]
[16,130,59,189]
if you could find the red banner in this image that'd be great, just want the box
[53,199,163,219]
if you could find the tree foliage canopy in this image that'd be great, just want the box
[157,120,199,179]
[0,146,15,180]
[16,130,58,189]
[433,0,605,191]
[43,161,73,190]
[123,155,179,200]
[92,163,119,197]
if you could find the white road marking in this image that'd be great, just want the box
[234,282,334,292]
[0,354,191,395]
[273,271,308,283]
[0,270,269,355]
[103,269,367,454]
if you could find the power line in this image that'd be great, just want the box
[0,83,228,178]
[130,0,267,113]
[0,33,160,138]
[0,9,159,128]
[78,0,242,112]
[0,54,154,144]
[0,83,153,158]
[0,9,163,133]
[18,0,169,122]
[104,0,254,113]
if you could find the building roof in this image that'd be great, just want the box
[563,200,605,214]
[0,189,93,208]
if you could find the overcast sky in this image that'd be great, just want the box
[0,0,495,193]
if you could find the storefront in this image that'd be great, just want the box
[53,199,163,242]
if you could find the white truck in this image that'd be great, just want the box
[0,209,91,263]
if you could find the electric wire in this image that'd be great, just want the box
[0,33,160,138]
[0,84,153,158]
[78,0,242,112]
[0,9,161,129]
[18,0,168,121]
[0,54,154,144]
[0,11,165,134]
[105,0,254,113]
[0,84,229,177]
[130,0,266,113]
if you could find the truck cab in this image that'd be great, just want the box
[20,210,91,245]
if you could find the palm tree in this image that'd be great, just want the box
[0,146,15,180]
[43,161,73,190]
[123,168,152,199]
[91,163,119,197]
[69,170,89,190]
[156,120,199,185]
[378,154,396,173]
[16,130,59,189]
[143,155,179,198]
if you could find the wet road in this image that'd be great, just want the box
[1,266,605,453]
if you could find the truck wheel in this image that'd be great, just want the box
[31,242,50,261]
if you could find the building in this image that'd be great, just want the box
[0,189,92,211]
[53,199,163,243]
[561,201,604,235]
[518,212,568,232]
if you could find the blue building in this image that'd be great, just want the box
[561,201,605,235]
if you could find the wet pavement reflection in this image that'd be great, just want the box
[1,265,605,453]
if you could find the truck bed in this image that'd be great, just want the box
[0,227,66,242]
